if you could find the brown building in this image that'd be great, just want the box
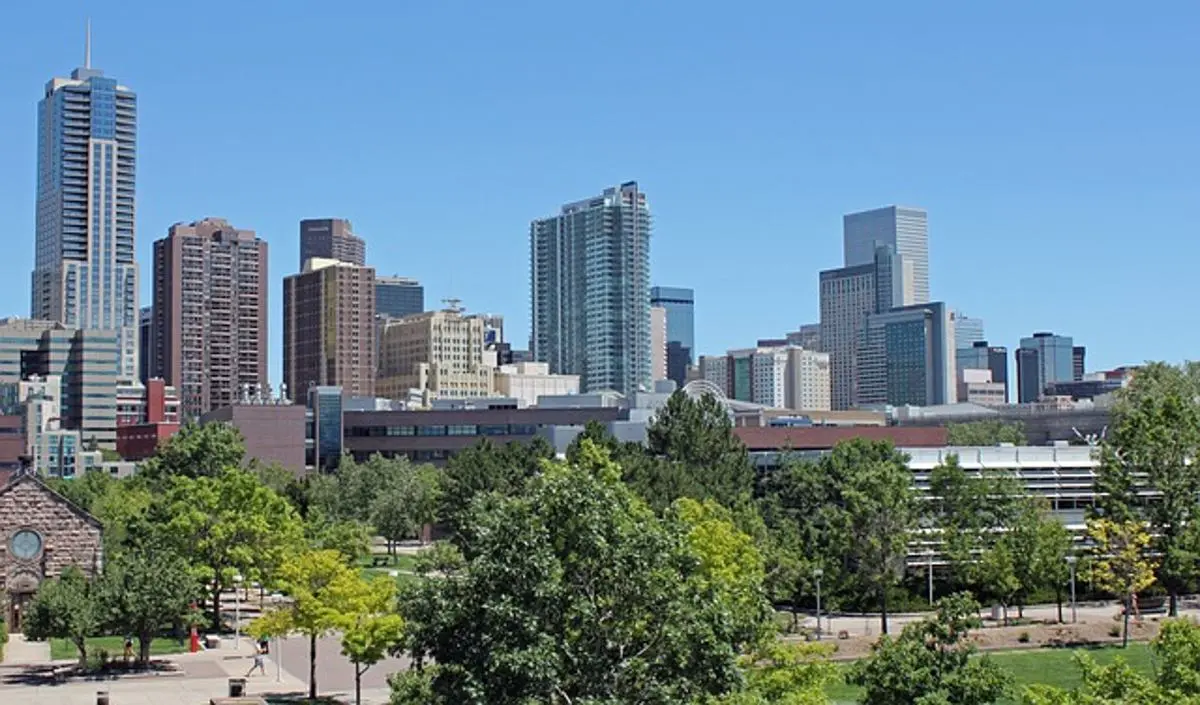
[284,258,377,398]
[199,404,307,475]
[300,218,365,270]
[733,425,948,452]
[116,379,182,461]
[0,473,103,632]
[151,218,268,419]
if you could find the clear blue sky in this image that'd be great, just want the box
[1,1,1196,386]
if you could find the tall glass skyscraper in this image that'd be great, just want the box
[650,286,694,387]
[530,182,651,395]
[31,37,139,380]
[843,206,929,304]
[1017,332,1075,403]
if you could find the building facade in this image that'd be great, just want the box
[819,246,909,410]
[376,308,493,401]
[283,258,376,398]
[137,306,151,384]
[786,347,832,411]
[0,319,119,447]
[151,218,268,419]
[951,312,984,349]
[650,306,667,382]
[200,403,306,475]
[957,368,1007,407]
[1073,346,1086,381]
[31,48,138,381]
[375,276,424,319]
[299,218,365,269]
[1,473,103,632]
[843,205,929,304]
[1017,332,1075,403]
[115,379,181,460]
[956,341,1009,402]
[531,182,651,395]
[495,362,580,408]
[857,301,956,407]
[650,286,695,387]
[786,323,821,352]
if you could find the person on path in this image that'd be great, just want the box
[245,642,266,677]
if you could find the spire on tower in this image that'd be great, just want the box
[84,18,91,69]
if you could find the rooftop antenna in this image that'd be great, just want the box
[443,297,463,313]
[84,18,91,69]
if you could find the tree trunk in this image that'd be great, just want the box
[356,664,363,705]
[1056,587,1064,624]
[309,632,318,700]
[1169,590,1179,617]
[790,604,799,633]
[138,632,152,664]
[1122,596,1131,648]
[75,637,88,669]
[880,585,890,635]
[212,581,223,633]
[1018,602,1025,619]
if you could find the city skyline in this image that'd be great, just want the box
[1,6,1193,388]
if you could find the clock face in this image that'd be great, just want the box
[11,530,42,560]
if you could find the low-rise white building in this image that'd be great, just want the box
[496,362,580,408]
[957,368,1007,407]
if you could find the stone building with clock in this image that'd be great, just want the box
[0,471,102,632]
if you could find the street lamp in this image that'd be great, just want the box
[813,568,824,640]
[1065,556,1078,624]
[233,574,243,650]
[926,550,935,606]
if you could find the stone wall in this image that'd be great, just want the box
[0,477,103,596]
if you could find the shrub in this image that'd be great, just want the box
[1018,631,1031,643]
[0,616,7,660]
[1109,625,1122,638]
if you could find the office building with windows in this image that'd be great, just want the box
[650,286,695,387]
[376,306,494,401]
[30,40,139,380]
[819,245,910,410]
[957,341,1009,402]
[843,206,929,304]
[951,312,984,349]
[856,301,956,407]
[1016,332,1075,403]
[375,276,424,318]
[531,182,651,395]
[283,258,376,398]
[1073,346,1086,381]
[151,218,268,419]
[299,218,365,269]
[137,306,151,384]
[650,306,667,381]
[786,323,821,352]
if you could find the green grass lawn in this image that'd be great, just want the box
[826,643,1155,704]
[49,635,189,661]
[358,552,419,581]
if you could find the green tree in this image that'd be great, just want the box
[437,436,555,535]
[249,549,359,701]
[396,440,752,704]
[1035,515,1074,623]
[370,460,441,553]
[24,567,101,668]
[338,575,405,705]
[629,391,755,510]
[976,540,1021,626]
[928,455,1022,593]
[850,593,1011,705]
[1088,518,1157,647]
[305,511,371,563]
[100,547,199,663]
[833,439,920,635]
[673,497,773,647]
[141,422,246,481]
[716,641,835,705]
[157,468,304,630]
[1095,362,1200,616]
[945,420,1026,446]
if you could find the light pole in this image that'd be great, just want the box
[813,568,824,640]
[926,550,935,606]
[1065,556,1078,624]
[233,574,243,650]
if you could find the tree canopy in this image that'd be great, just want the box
[945,420,1026,446]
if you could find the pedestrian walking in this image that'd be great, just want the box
[245,642,266,677]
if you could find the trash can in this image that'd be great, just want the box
[97,692,109,705]
[991,605,1003,621]
[229,678,247,697]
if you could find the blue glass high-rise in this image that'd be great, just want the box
[31,33,139,380]
[650,286,694,387]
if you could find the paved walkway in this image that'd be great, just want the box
[2,635,50,666]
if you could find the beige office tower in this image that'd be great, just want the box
[377,306,494,400]
[283,258,376,398]
[151,218,268,418]
[650,306,667,382]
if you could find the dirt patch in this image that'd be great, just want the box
[799,616,1165,661]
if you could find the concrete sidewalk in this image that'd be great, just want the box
[1,634,51,666]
